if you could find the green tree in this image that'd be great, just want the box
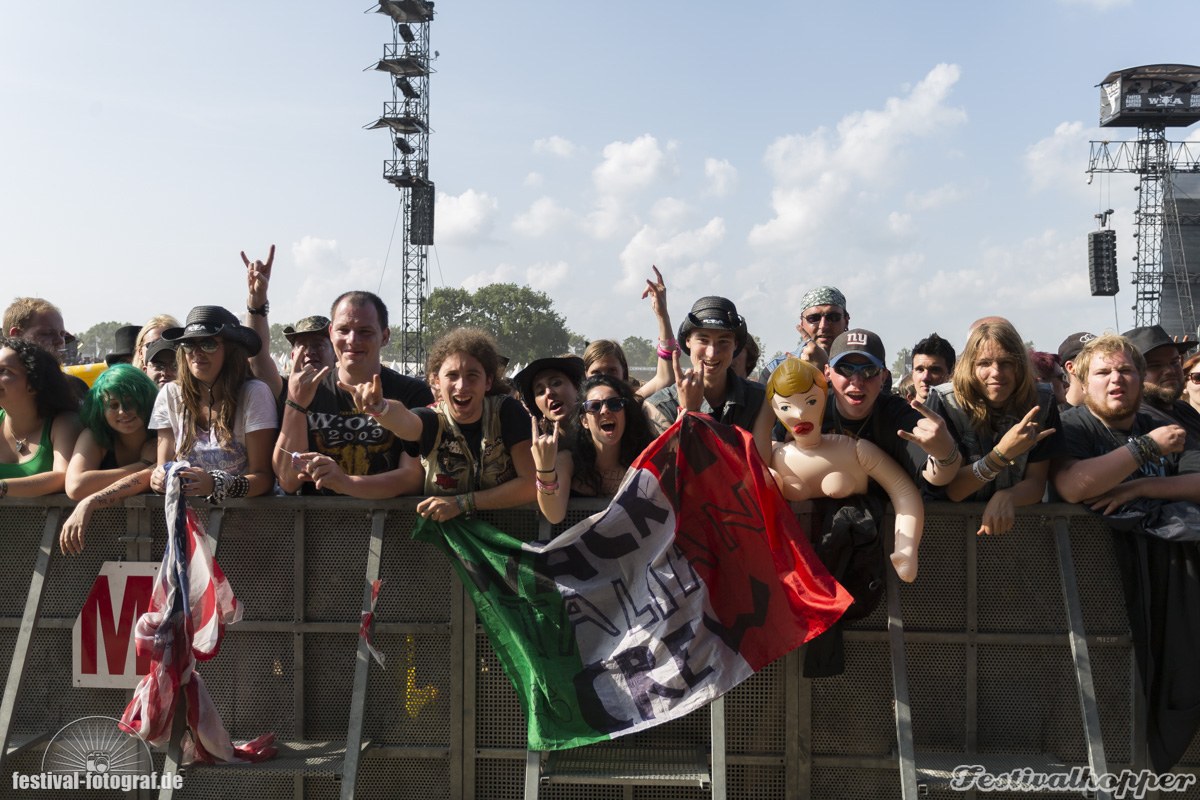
[621,336,656,369]
[74,321,133,364]
[892,346,912,377]
[422,283,571,365]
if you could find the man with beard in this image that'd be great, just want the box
[1122,325,1200,443]
[1053,333,1200,773]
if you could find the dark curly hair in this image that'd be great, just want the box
[572,375,654,495]
[0,336,79,419]
[425,328,505,394]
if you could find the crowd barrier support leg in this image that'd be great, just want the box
[1052,515,1112,800]
[886,554,918,799]
[340,509,387,800]
[0,507,61,767]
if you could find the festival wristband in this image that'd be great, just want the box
[285,398,309,415]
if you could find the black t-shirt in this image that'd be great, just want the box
[1059,406,1200,478]
[303,366,433,479]
[413,396,531,459]
[820,392,928,480]
[1140,399,1200,449]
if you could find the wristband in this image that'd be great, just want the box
[991,447,1013,467]
[933,447,960,467]
[247,302,269,317]
[536,478,559,495]
[657,347,675,360]
[364,398,389,418]
[536,468,556,474]
[285,398,309,415]
[205,470,249,504]
[971,458,999,483]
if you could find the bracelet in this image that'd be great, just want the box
[0,479,7,499]
[1127,435,1161,467]
[658,338,678,350]
[364,398,389,418]
[466,491,476,516]
[247,301,269,317]
[205,470,249,504]
[536,478,559,495]
[285,398,309,415]
[991,447,1014,467]
[933,447,960,467]
[657,347,675,360]
[536,468,556,474]
[971,458,1000,483]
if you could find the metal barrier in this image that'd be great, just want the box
[0,497,1197,799]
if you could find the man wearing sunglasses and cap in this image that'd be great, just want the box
[821,329,961,486]
[1123,324,1200,444]
[644,295,765,435]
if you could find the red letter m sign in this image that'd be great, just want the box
[72,562,158,688]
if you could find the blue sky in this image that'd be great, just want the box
[4,0,1199,366]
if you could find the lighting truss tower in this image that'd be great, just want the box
[367,0,435,374]
[1086,64,1200,334]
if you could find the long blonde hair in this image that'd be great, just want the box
[951,321,1037,432]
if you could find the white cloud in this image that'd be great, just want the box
[533,135,577,158]
[290,237,382,318]
[750,63,967,250]
[887,212,912,235]
[436,189,499,245]
[1025,121,1093,192]
[703,158,737,197]
[523,171,544,188]
[584,195,628,240]
[592,134,675,196]
[462,260,570,294]
[649,197,690,228]
[906,183,964,211]
[617,217,726,288]
[512,197,574,238]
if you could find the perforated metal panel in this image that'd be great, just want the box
[894,511,967,630]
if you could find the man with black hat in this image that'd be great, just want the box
[644,295,765,435]
[1057,331,1095,409]
[1123,324,1200,443]
[274,290,433,497]
[143,339,178,388]
[104,325,141,367]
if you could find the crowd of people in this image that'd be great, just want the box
[4,248,1200,767]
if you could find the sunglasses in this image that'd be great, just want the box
[581,397,629,414]
[803,312,845,325]
[833,362,883,379]
[178,338,221,353]
[1189,373,1200,385]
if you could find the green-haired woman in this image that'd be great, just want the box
[61,364,160,554]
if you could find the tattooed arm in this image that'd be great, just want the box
[59,467,153,556]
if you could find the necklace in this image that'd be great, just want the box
[3,416,32,456]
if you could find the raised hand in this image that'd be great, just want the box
[898,398,956,459]
[242,245,275,307]
[338,373,387,416]
[995,405,1055,461]
[531,417,560,473]
[289,364,331,409]
[1147,423,1186,456]
[673,350,705,413]
[641,265,668,319]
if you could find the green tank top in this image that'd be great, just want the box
[0,410,55,478]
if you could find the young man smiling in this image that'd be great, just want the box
[644,296,765,435]
[273,291,433,497]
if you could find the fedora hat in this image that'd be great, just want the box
[162,305,262,356]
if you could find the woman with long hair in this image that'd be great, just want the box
[61,365,159,553]
[0,337,81,498]
[148,306,277,501]
[924,320,1059,535]
[1183,352,1200,416]
[531,374,655,524]
[343,327,535,520]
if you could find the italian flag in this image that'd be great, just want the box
[414,413,851,750]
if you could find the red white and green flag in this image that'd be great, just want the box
[413,413,851,750]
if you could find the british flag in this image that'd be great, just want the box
[119,462,276,764]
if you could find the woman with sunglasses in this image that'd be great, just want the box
[148,306,278,502]
[0,337,81,499]
[61,365,159,554]
[924,320,1060,536]
[531,375,655,524]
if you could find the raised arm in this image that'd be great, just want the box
[273,365,330,493]
[944,405,1055,502]
[530,418,572,523]
[242,244,282,398]
[636,265,676,399]
[896,398,962,486]
[339,374,424,442]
